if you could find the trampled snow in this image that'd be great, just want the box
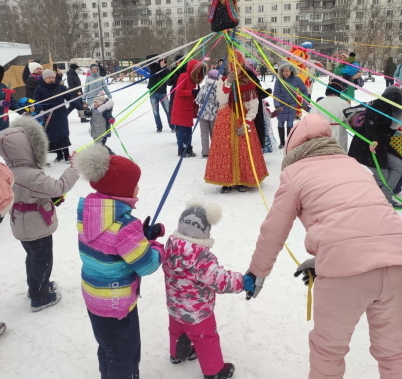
[0,73,395,378]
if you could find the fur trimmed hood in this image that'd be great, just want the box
[187,59,207,84]
[0,116,49,168]
[96,99,114,113]
[278,63,297,79]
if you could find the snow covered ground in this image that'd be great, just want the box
[0,73,396,379]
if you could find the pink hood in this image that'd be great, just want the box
[285,114,332,154]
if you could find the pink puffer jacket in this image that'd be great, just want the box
[250,114,402,278]
[163,232,244,324]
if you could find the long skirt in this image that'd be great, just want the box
[204,105,268,187]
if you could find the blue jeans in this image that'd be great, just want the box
[176,126,193,155]
[278,120,293,128]
[150,93,170,131]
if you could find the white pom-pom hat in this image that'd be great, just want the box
[176,198,222,241]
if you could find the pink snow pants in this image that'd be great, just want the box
[309,266,402,379]
[169,313,224,375]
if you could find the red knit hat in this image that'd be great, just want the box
[75,145,141,198]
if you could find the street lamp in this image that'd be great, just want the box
[97,0,105,64]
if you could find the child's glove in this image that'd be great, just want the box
[275,106,283,114]
[192,89,200,97]
[51,195,65,207]
[142,216,165,240]
[0,100,11,108]
[243,275,255,292]
[108,118,115,124]
[244,271,265,300]
[271,110,278,118]
[294,258,316,286]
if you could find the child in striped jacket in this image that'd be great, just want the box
[75,144,165,379]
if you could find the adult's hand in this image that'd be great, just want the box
[294,258,316,286]
[275,106,283,114]
[236,124,245,136]
[369,141,378,153]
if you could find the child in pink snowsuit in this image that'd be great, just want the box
[163,199,252,379]
[248,113,402,379]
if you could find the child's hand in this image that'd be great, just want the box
[142,216,166,240]
[51,195,65,207]
[244,271,265,300]
[243,275,255,293]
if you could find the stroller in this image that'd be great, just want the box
[363,72,375,82]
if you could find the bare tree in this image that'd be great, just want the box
[351,4,400,70]
[0,0,93,60]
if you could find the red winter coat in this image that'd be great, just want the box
[171,59,207,127]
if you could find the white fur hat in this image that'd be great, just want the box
[177,198,222,239]
[28,62,43,74]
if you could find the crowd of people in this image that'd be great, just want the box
[1,49,402,379]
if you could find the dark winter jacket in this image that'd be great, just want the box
[170,60,207,127]
[146,54,171,94]
[247,69,269,147]
[33,80,82,144]
[22,64,30,84]
[67,68,83,96]
[97,63,107,77]
[273,64,308,123]
[84,99,114,139]
[348,86,402,168]
[0,83,20,131]
[260,66,268,75]
[384,57,397,78]
[25,75,41,98]
[217,59,228,76]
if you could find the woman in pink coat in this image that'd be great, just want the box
[248,113,402,379]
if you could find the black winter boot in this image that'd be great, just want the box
[286,127,293,137]
[204,363,235,379]
[170,334,198,364]
[278,127,285,149]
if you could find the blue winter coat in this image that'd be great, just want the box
[394,64,402,83]
[33,80,82,144]
[0,83,19,131]
[273,65,308,123]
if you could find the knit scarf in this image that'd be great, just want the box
[29,73,42,79]
[282,137,346,170]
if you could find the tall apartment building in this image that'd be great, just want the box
[78,0,209,59]
[237,0,300,45]
[77,0,402,68]
[295,0,402,67]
